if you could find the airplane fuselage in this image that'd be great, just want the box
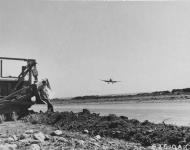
[102,78,120,84]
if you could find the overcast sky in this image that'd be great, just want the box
[1,1,190,97]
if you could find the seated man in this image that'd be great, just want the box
[37,79,54,112]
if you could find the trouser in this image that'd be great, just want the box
[42,98,54,112]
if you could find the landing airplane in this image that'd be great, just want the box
[101,78,121,84]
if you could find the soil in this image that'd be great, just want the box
[22,109,190,147]
[0,121,144,150]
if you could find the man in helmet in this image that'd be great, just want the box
[38,79,54,112]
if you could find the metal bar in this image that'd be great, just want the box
[0,86,28,101]
[1,76,18,79]
[0,60,2,78]
[28,61,32,84]
[0,57,35,62]
[13,62,34,90]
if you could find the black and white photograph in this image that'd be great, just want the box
[1,0,190,149]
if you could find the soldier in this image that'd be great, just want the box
[38,79,54,112]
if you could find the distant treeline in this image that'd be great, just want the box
[71,88,190,100]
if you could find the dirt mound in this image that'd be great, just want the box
[22,109,190,146]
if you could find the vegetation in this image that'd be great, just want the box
[23,109,190,146]
[52,88,190,104]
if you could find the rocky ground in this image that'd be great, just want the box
[0,121,145,150]
[22,109,190,146]
[1,109,190,150]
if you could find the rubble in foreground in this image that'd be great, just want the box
[0,121,144,150]
[22,109,190,147]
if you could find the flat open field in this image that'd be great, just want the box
[31,94,190,126]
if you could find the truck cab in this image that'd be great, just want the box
[0,57,42,120]
[0,57,37,98]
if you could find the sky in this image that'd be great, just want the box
[1,1,190,97]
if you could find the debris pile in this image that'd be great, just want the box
[22,109,190,146]
[0,127,143,150]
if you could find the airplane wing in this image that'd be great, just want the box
[101,80,109,82]
[112,80,121,83]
